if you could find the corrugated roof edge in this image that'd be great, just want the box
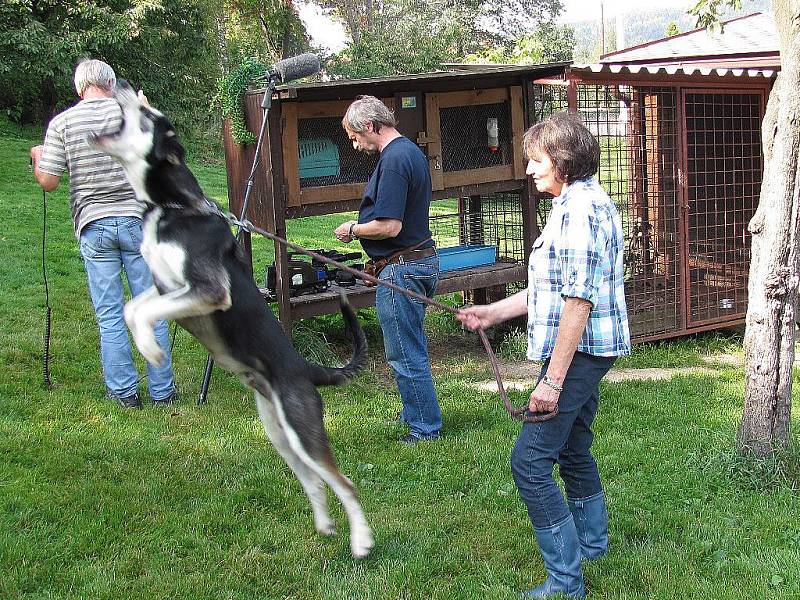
[573,63,777,79]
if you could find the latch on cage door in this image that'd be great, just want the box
[416,132,442,170]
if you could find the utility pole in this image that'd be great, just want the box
[600,0,605,56]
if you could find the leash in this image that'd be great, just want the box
[41,187,53,389]
[232,216,557,424]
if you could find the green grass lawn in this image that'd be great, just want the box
[1,124,800,599]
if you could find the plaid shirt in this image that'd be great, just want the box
[527,178,630,361]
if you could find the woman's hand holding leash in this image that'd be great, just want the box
[529,380,560,414]
[456,304,497,331]
[457,300,558,423]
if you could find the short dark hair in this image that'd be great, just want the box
[522,112,600,183]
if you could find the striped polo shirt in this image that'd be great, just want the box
[38,97,145,237]
[527,178,630,360]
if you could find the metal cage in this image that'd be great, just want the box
[529,77,765,341]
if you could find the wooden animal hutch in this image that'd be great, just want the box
[222,63,568,327]
[222,59,776,342]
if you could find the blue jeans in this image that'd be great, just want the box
[375,254,442,437]
[511,352,616,529]
[79,216,175,400]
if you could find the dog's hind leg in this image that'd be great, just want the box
[269,388,374,558]
[254,390,336,537]
[307,446,374,558]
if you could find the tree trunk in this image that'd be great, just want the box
[738,0,800,457]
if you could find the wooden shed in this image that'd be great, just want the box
[223,63,568,327]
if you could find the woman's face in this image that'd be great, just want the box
[526,151,564,197]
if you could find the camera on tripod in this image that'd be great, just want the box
[265,249,363,298]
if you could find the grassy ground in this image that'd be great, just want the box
[2,123,800,599]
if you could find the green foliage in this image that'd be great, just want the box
[325,1,469,78]
[216,57,269,145]
[222,0,309,67]
[466,23,575,65]
[666,21,681,36]
[689,0,743,33]
[479,0,566,39]
[0,0,220,136]
[324,0,570,78]
[326,27,460,79]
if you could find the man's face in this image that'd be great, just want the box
[345,123,379,154]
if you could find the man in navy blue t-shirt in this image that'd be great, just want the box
[334,96,442,444]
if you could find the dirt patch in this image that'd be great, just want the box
[699,353,744,368]
[470,357,741,393]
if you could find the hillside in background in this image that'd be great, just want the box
[569,0,771,63]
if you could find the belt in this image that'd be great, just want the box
[384,245,437,266]
[361,242,437,287]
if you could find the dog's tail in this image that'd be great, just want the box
[308,292,367,387]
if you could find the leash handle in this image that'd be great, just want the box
[239,219,558,424]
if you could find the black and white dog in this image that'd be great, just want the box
[87,81,374,558]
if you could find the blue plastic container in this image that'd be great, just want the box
[438,245,497,272]
[299,138,340,179]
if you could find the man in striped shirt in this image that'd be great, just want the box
[30,59,177,409]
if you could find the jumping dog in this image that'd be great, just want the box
[87,81,374,558]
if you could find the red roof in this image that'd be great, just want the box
[598,13,779,70]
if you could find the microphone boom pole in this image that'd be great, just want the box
[197,53,321,405]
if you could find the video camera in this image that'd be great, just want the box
[265,249,363,298]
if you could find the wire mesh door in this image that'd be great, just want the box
[682,89,764,326]
[576,84,681,340]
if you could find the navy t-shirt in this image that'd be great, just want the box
[358,136,434,259]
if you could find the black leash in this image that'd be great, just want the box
[233,216,557,424]
[40,187,53,389]
[36,173,178,390]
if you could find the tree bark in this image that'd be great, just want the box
[738,0,800,457]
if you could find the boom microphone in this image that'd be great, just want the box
[269,53,321,84]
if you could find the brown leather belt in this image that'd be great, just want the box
[362,244,437,285]
[384,245,437,266]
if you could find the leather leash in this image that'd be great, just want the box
[234,217,558,424]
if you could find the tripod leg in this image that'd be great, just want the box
[198,354,214,405]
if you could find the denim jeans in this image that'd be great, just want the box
[79,216,175,400]
[375,254,442,437]
[511,351,616,529]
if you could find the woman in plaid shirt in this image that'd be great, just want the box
[458,112,630,599]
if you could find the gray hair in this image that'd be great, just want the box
[74,59,116,96]
[342,95,396,134]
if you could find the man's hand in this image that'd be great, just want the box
[334,220,357,243]
[529,379,559,414]
[30,145,43,163]
[30,144,60,191]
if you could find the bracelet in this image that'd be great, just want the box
[348,222,358,239]
[541,375,563,393]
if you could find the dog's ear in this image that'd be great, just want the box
[151,124,185,166]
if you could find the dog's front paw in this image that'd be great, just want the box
[142,344,165,367]
[124,302,137,330]
[137,335,165,367]
[350,525,374,559]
